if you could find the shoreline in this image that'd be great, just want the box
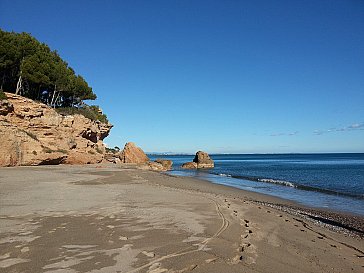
[1,164,363,272]
[158,170,364,238]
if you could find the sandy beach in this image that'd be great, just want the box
[0,164,363,273]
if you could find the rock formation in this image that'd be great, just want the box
[154,159,173,170]
[0,93,112,166]
[182,151,214,169]
[193,151,214,168]
[181,162,198,169]
[118,143,173,171]
[119,142,149,164]
[138,161,167,171]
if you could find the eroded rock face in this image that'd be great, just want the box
[119,142,149,164]
[0,93,112,166]
[193,151,214,168]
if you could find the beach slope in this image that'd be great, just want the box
[0,165,363,272]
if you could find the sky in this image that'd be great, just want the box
[1,0,363,153]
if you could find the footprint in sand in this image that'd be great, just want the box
[240,243,252,252]
[142,251,155,258]
[231,255,244,264]
[20,247,29,253]
[148,262,168,273]
[205,258,217,264]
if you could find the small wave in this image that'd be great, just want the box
[218,173,232,177]
[214,173,364,200]
[258,178,296,188]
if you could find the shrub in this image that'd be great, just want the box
[43,147,53,153]
[43,147,68,154]
[20,129,38,141]
[56,105,108,123]
[0,90,7,100]
[105,146,120,154]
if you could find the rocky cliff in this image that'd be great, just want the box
[0,93,113,166]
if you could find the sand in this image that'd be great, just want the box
[0,164,363,273]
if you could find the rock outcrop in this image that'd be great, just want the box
[0,93,112,166]
[138,161,167,171]
[182,151,214,169]
[118,143,173,171]
[154,159,173,170]
[193,151,214,168]
[181,162,198,169]
[119,142,149,164]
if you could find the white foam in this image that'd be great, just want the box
[258,178,295,188]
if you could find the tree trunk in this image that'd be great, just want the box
[0,74,5,91]
[15,74,22,95]
[54,91,61,107]
[51,85,57,107]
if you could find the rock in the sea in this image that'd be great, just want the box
[119,142,149,164]
[154,159,173,170]
[193,151,214,168]
[0,93,112,166]
[181,151,214,169]
[181,162,198,169]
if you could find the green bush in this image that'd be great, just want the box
[0,90,7,100]
[56,105,108,123]
[105,146,120,154]
[19,129,38,141]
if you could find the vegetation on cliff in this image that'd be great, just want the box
[0,90,6,100]
[0,29,108,122]
[56,105,108,123]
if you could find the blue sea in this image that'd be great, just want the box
[149,153,364,216]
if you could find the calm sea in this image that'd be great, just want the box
[149,153,364,216]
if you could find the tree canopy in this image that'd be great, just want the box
[0,29,97,108]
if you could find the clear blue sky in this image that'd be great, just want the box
[1,0,363,153]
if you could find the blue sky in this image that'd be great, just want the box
[1,0,363,153]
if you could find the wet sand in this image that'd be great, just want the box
[0,164,363,273]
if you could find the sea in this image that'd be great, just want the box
[149,153,364,216]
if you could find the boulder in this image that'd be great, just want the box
[0,92,112,166]
[119,142,149,164]
[104,152,121,164]
[193,151,214,168]
[141,161,165,171]
[181,162,198,169]
[0,99,14,115]
[154,159,173,170]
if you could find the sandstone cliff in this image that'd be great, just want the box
[0,93,112,166]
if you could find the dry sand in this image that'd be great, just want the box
[0,164,363,273]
